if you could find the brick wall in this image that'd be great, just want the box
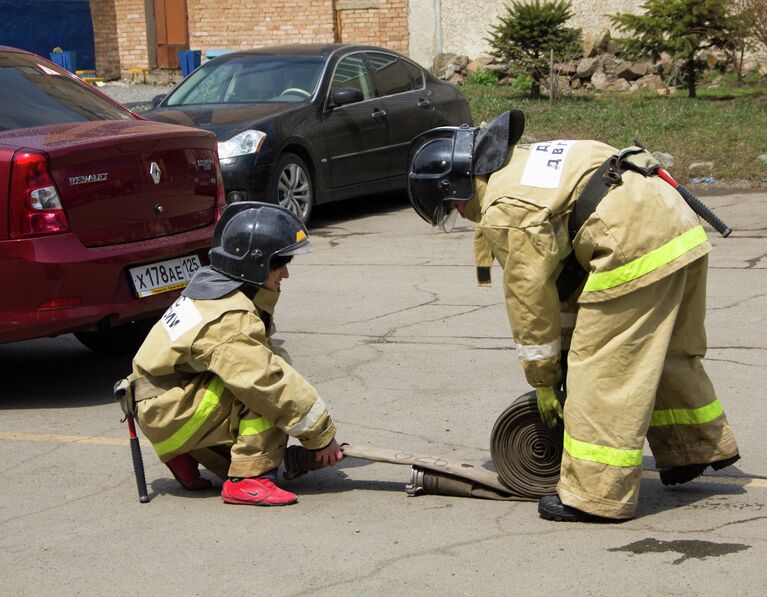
[91,0,411,80]
[186,0,336,52]
[90,0,121,79]
[115,0,150,71]
[337,0,408,55]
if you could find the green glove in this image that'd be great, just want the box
[535,386,564,428]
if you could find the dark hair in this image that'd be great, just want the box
[270,255,293,269]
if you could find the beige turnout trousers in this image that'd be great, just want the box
[559,255,739,519]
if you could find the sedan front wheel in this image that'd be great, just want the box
[273,153,313,224]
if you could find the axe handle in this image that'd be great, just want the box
[128,417,150,503]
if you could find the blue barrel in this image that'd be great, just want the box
[177,50,202,77]
[49,51,77,73]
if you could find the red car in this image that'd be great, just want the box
[0,46,224,353]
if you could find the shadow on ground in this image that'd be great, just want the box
[0,335,130,409]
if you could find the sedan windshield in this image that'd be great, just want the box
[166,55,325,106]
[0,52,132,132]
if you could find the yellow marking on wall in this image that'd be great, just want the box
[0,431,128,446]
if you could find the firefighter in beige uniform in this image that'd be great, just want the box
[407,111,739,521]
[127,202,343,506]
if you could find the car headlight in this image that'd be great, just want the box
[217,130,267,161]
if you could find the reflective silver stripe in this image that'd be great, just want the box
[515,338,561,361]
[286,397,327,436]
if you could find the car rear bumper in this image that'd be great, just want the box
[0,226,214,344]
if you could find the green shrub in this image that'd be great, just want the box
[511,74,533,93]
[487,0,581,99]
[467,69,499,86]
[611,0,741,98]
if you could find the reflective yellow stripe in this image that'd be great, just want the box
[153,376,224,457]
[238,416,273,436]
[583,226,708,293]
[563,431,643,468]
[650,398,723,427]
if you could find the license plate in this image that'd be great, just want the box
[129,255,202,298]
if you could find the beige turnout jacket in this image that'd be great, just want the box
[132,288,336,461]
[475,140,711,389]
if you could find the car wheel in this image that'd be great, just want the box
[74,319,155,356]
[272,153,313,224]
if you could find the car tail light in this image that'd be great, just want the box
[9,150,69,238]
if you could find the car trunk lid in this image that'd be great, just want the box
[13,120,220,247]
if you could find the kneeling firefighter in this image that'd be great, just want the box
[406,110,740,522]
[117,202,343,506]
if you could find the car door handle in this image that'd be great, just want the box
[371,107,387,119]
[417,98,432,108]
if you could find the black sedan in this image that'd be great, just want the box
[146,44,472,223]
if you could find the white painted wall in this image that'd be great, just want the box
[409,0,645,68]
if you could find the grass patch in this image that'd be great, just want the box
[462,83,767,187]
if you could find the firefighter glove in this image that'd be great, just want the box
[535,386,563,428]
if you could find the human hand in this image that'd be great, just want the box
[535,386,564,428]
[313,438,344,467]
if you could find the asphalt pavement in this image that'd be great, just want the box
[1,190,765,596]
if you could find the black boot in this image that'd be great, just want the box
[659,454,740,486]
[538,495,617,523]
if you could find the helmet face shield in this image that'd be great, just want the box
[434,201,458,233]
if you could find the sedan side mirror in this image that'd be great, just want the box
[151,94,166,108]
[331,87,364,107]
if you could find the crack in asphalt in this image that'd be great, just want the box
[0,476,129,527]
[709,294,764,311]
[340,419,488,454]
[287,529,512,597]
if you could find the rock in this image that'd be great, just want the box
[583,33,596,58]
[576,57,599,79]
[653,152,675,169]
[448,72,466,86]
[520,135,537,144]
[756,154,767,163]
[485,63,509,74]
[453,55,470,70]
[570,77,582,90]
[556,62,578,77]
[616,61,649,81]
[635,74,664,90]
[432,53,457,77]
[596,30,612,51]
[467,55,494,75]
[652,53,674,77]
[609,78,631,91]
[591,71,611,91]
[688,161,715,174]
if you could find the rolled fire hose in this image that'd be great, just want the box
[489,391,563,499]
[283,392,563,501]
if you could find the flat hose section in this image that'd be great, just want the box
[490,391,563,499]
[283,392,563,501]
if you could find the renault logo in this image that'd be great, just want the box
[149,162,162,184]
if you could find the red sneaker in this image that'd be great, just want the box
[222,477,298,506]
[165,453,212,490]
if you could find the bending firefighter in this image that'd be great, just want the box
[406,110,739,522]
[115,202,343,506]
